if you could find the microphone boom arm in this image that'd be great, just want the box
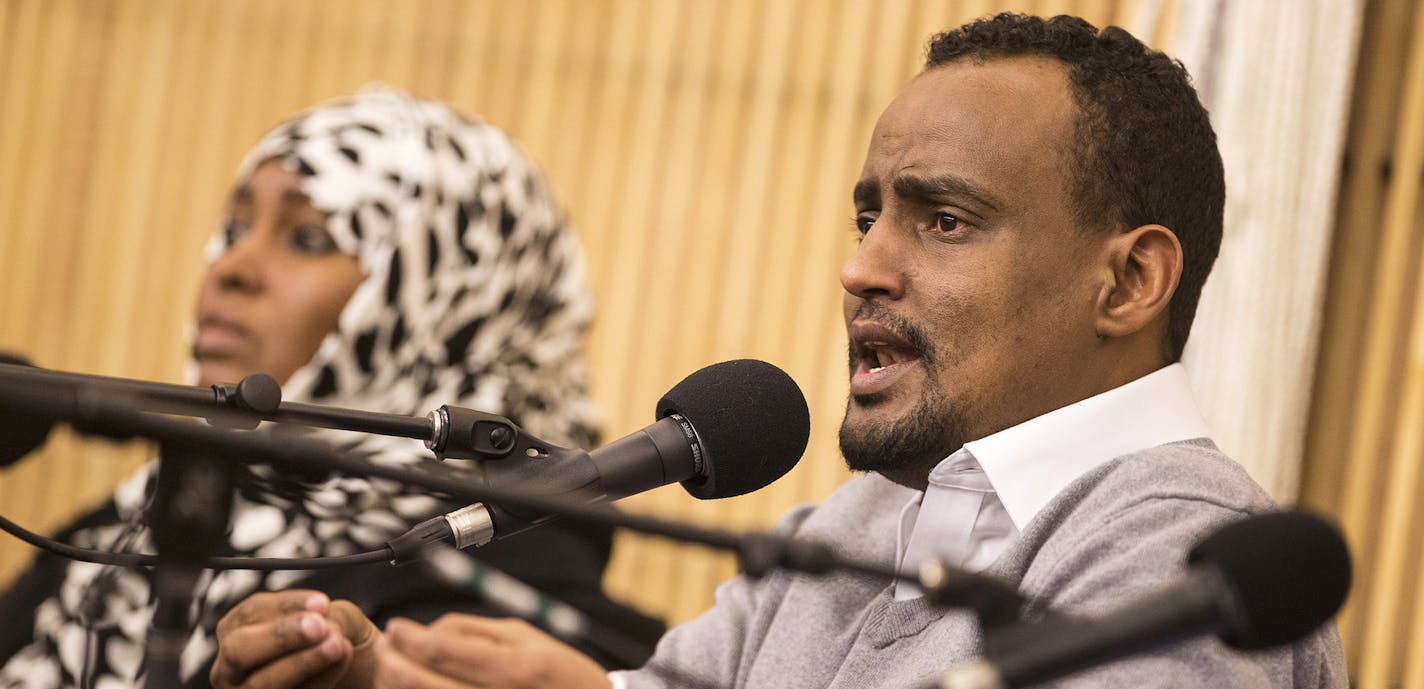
[0,361,433,441]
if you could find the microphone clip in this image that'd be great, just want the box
[209,373,283,430]
[426,405,533,461]
[424,405,598,495]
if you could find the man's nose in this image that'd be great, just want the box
[840,221,906,301]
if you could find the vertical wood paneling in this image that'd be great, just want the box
[589,0,691,614]
[591,0,742,612]
[1,0,73,540]
[1337,1,1424,684]
[0,0,42,277]
[1300,0,1409,672]
[1302,1,1424,687]
[749,0,857,528]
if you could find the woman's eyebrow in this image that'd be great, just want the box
[282,188,314,206]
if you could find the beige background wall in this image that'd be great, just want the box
[0,0,1419,686]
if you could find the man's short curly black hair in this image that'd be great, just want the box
[927,13,1224,361]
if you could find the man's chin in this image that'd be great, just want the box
[839,396,964,484]
[840,416,923,472]
[843,387,900,427]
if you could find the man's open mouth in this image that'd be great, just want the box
[849,320,923,396]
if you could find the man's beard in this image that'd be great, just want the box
[838,305,965,481]
[839,376,966,481]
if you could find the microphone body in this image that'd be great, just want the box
[391,414,704,558]
[586,413,705,500]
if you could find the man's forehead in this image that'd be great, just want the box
[858,56,1078,194]
[883,57,1075,132]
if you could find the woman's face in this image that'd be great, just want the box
[193,160,364,387]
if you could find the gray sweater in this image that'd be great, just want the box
[614,439,1347,689]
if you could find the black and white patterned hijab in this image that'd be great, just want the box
[0,86,599,689]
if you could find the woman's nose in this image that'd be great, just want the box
[208,231,268,293]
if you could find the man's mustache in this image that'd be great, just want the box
[847,302,936,365]
[843,303,934,357]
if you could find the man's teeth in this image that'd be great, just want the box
[865,346,917,372]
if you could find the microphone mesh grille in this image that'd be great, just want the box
[1189,510,1351,649]
[656,359,810,499]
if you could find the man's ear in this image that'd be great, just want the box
[1095,224,1182,340]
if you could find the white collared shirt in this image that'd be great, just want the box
[893,363,1211,599]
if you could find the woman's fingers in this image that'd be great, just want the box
[211,591,362,689]
[215,591,329,641]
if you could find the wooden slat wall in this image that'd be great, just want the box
[1302,1,1424,687]
[0,0,1151,627]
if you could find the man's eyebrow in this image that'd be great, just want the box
[892,173,1002,212]
[852,179,879,208]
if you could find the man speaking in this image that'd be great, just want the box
[210,13,1346,689]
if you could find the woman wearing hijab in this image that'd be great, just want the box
[0,87,660,689]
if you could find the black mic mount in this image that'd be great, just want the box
[422,402,598,490]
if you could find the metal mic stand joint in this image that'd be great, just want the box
[143,441,238,689]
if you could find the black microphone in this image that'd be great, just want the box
[937,510,1351,689]
[387,359,811,562]
[0,354,56,467]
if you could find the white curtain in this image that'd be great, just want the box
[1128,0,1363,500]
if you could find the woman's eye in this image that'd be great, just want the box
[291,224,339,254]
[222,219,249,247]
[935,213,961,234]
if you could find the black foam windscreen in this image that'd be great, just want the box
[1189,510,1351,649]
[655,359,810,500]
[0,354,55,467]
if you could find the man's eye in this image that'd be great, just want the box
[291,224,340,254]
[936,213,961,234]
[854,214,877,235]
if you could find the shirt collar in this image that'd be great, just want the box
[961,363,1211,531]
